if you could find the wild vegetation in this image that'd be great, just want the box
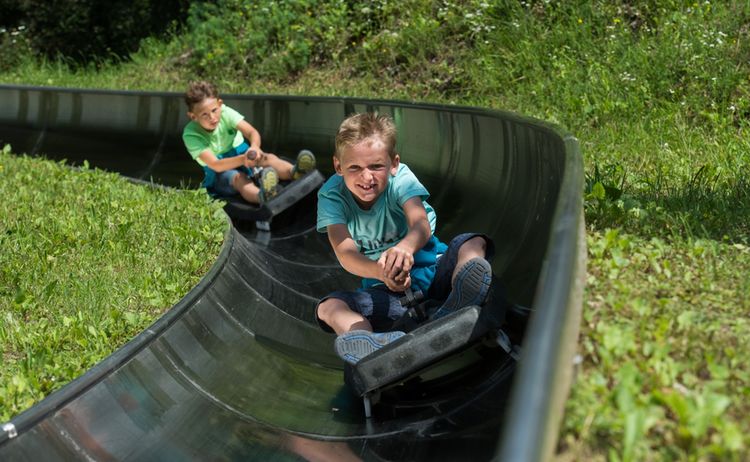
[1,1,748,460]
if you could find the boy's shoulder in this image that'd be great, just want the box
[221,104,244,121]
[393,162,421,187]
[395,162,411,176]
[319,173,345,196]
[182,119,203,137]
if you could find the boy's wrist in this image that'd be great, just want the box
[394,242,416,257]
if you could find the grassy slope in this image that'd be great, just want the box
[0,149,226,418]
[1,1,749,460]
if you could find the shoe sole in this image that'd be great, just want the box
[335,330,405,365]
[293,150,316,179]
[260,168,279,201]
[433,258,492,319]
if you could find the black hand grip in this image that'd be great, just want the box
[400,289,424,307]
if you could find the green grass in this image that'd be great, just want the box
[0,147,226,419]
[562,232,749,461]
[1,1,750,460]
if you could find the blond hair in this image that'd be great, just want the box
[335,113,398,160]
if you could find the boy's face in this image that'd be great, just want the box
[188,97,223,131]
[333,137,399,209]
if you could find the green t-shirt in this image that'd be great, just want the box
[316,163,437,260]
[182,104,245,167]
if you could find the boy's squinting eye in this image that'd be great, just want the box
[347,164,386,173]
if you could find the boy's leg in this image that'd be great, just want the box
[317,288,407,365]
[256,151,316,181]
[213,168,265,204]
[221,167,278,204]
[232,173,263,204]
[257,153,296,180]
[452,236,488,281]
[317,298,372,334]
[430,235,494,320]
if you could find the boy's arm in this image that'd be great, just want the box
[327,223,383,281]
[378,196,431,280]
[198,150,249,172]
[236,120,262,152]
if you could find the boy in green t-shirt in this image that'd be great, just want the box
[182,81,316,203]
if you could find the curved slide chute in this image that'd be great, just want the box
[0,85,585,462]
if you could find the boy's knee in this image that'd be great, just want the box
[261,153,279,165]
[461,236,487,253]
[232,174,253,190]
[231,172,243,188]
[316,298,340,322]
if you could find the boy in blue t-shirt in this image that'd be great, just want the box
[182,81,316,203]
[316,113,495,365]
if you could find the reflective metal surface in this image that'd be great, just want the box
[0,85,585,461]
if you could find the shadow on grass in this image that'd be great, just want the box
[585,172,750,244]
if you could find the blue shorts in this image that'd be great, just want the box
[203,142,251,198]
[211,169,244,197]
[316,232,495,332]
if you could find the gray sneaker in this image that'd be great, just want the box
[292,149,316,180]
[259,167,279,203]
[335,330,405,365]
[431,257,492,320]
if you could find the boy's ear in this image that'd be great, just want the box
[187,111,196,121]
[332,156,342,175]
[390,154,400,175]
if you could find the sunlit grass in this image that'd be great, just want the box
[560,231,750,461]
[0,147,226,420]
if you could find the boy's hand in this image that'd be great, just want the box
[383,271,411,292]
[245,146,265,167]
[377,245,414,281]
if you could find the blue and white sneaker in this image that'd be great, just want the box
[335,330,405,365]
[431,257,492,320]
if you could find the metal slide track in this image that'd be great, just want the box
[0,85,585,461]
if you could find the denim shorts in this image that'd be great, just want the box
[211,169,244,197]
[203,141,251,198]
[316,232,495,332]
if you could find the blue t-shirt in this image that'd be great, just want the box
[317,163,445,292]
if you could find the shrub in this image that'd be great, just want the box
[183,0,351,81]
[0,24,32,72]
[20,0,189,64]
[181,0,498,89]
